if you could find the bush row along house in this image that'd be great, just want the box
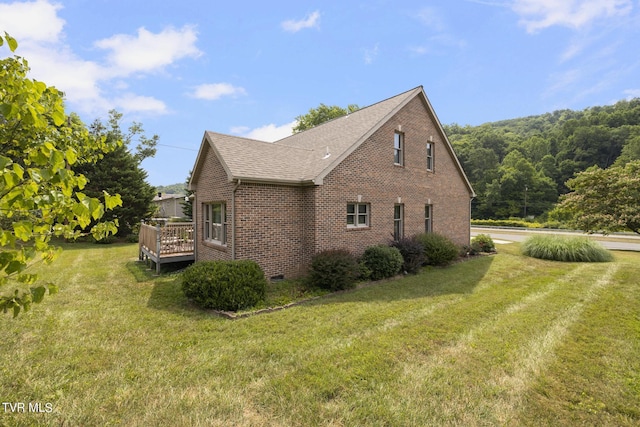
[189,86,475,279]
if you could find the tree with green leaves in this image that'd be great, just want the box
[1,33,122,316]
[74,110,158,237]
[554,161,640,235]
[293,103,359,133]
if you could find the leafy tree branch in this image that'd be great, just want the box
[1,33,122,317]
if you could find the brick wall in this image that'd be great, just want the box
[193,144,311,279]
[312,95,472,256]
[193,95,472,279]
[234,184,308,279]
[193,143,233,263]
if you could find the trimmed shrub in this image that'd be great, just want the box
[361,245,403,280]
[521,235,613,262]
[471,219,543,228]
[416,233,459,266]
[94,234,117,244]
[357,261,372,282]
[471,234,496,253]
[307,249,360,291]
[182,260,267,311]
[390,236,425,274]
[125,233,139,243]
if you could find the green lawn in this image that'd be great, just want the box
[1,242,639,426]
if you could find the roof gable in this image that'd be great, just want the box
[275,86,422,184]
[190,86,474,196]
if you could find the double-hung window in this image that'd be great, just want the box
[394,204,404,240]
[347,203,369,228]
[425,204,432,233]
[426,142,434,171]
[204,202,226,244]
[394,132,404,165]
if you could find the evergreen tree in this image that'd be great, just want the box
[181,170,193,220]
[75,111,157,237]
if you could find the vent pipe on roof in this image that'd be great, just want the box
[322,146,331,159]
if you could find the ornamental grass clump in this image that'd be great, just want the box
[521,235,613,262]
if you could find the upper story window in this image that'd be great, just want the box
[347,203,369,228]
[426,142,434,171]
[394,132,404,166]
[204,202,226,245]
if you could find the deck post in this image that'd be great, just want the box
[155,223,162,274]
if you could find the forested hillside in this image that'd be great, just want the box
[445,98,640,219]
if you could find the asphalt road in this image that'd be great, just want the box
[471,226,640,252]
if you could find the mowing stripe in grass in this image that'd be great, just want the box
[489,263,619,424]
[386,262,617,425]
[3,243,637,426]
[247,256,578,424]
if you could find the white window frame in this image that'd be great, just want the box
[426,142,434,171]
[425,204,433,233]
[203,202,226,245]
[394,132,404,166]
[347,203,370,228]
[394,204,404,240]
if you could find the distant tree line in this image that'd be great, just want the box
[445,98,640,220]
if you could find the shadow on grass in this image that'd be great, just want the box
[305,254,495,308]
[52,239,137,251]
[126,259,193,282]
[143,255,495,319]
[122,260,208,318]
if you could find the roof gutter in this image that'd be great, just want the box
[230,176,316,187]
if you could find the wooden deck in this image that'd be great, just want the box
[138,222,195,273]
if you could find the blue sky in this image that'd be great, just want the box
[1,0,639,186]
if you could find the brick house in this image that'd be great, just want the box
[189,86,475,279]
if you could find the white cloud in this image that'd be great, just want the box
[543,68,583,98]
[364,44,379,64]
[0,0,202,117]
[18,42,104,102]
[281,10,321,33]
[623,89,640,99]
[512,0,633,33]
[410,6,466,56]
[232,121,297,142]
[229,126,250,134]
[114,94,168,115]
[190,83,247,101]
[0,0,64,43]
[415,7,447,32]
[408,46,430,56]
[94,26,202,77]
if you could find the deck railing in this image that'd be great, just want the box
[139,222,195,258]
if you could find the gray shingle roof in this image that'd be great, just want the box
[202,132,317,183]
[191,86,474,195]
[193,87,423,186]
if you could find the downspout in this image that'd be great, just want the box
[469,196,475,244]
[231,179,242,260]
[190,192,197,260]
